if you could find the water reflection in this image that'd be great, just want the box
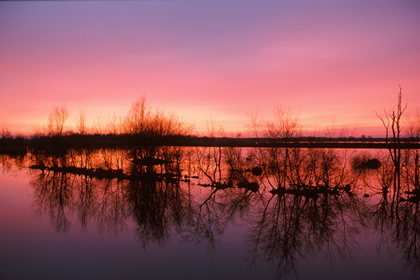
[228,147,363,278]
[6,145,419,278]
[127,174,190,248]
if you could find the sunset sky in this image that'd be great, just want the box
[1,0,420,137]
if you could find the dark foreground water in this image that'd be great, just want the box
[1,147,419,280]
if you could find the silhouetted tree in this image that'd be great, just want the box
[266,105,301,140]
[123,96,191,138]
[377,86,407,144]
[1,127,12,139]
[47,105,69,136]
[77,109,87,135]
[376,86,408,203]
[406,110,420,142]
[246,110,262,138]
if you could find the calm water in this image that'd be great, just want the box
[0,147,419,280]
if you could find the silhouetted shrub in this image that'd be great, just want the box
[351,154,381,170]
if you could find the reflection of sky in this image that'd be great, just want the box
[0,170,270,280]
[0,168,415,280]
[0,159,413,280]
[1,1,420,136]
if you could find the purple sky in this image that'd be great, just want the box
[1,0,420,136]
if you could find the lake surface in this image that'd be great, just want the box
[1,146,419,280]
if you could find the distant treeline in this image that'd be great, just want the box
[0,135,27,155]
[1,133,420,155]
[1,89,419,153]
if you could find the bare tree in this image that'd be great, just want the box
[246,110,262,138]
[205,115,225,138]
[405,110,420,142]
[405,110,420,192]
[1,127,12,139]
[123,96,192,137]
[376,86,407,144]
[266,104,301,139]
[376,86,408,206]
[123,96,151,135]
[390,86,407,144]
[47,105,69,136]
[324,117,356,139]
[77,109,87,135]
[107,112,121,135]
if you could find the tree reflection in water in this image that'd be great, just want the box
[126,170,191,248]
[367,147,420,274]
[242,147,364,278]
[23,146,420,278]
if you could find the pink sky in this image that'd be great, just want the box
[1,1,420,137]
